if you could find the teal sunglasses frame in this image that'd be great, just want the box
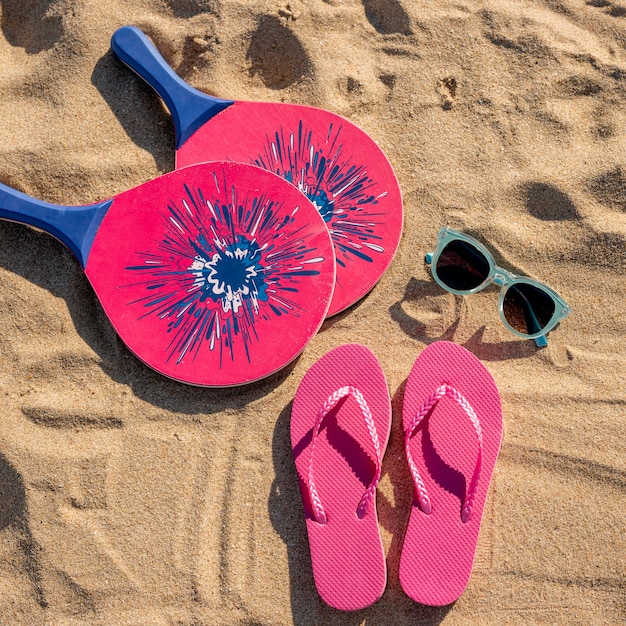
[425,228,571,347]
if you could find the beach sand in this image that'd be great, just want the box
[0,0,624,623]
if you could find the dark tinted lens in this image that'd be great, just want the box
[503,283,556,335]
[435,240,491,292]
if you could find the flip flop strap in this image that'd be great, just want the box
[308,385,383,525]
[405,383,483,523]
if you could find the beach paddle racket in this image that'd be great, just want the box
[0,162,335,386]
[111,25,403,317]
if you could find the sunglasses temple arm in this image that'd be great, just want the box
[534,334,548,348]
[425,252,433,265]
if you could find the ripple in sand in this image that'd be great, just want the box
[21,406,123,429]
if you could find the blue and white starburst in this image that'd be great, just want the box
[252,121,387,269]
[124,181,326,366]
[190,235,268,315]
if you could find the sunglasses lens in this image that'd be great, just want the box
[503,283,556,335]
[435,240,491,292]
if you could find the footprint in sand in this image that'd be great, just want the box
[515,179,624,269]
[518,181,580,220]
[165,0,220,18]
[557,74,603,97]
[587,167,626,212]
[0,0,64,53]
[362,0,412,35]
[246,15,311,89]
[587,0,626,17]
[575,231,626,268]
[437,76,457,110]
[379,72,397,99]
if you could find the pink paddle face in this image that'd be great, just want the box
[176,103,403,316]
[85,162,335,386]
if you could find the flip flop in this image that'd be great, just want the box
[291,344,391,611]
[400,341,502,606]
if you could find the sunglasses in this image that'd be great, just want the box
[425,228,571,347]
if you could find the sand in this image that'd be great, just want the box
[0,0,624,624]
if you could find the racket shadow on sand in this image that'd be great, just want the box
[0,161,335,387]
[90,49,175,173]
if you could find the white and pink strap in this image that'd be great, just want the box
[404,383,483,523]
[307,385,383,525]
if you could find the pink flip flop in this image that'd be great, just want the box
[400,341,502,606]
[291,344,391,611]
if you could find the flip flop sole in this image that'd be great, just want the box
[291,343,391,611]
[400,341,503,606]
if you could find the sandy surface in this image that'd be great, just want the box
[0,0,624,624]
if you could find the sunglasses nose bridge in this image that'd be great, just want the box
[493,268,514,287]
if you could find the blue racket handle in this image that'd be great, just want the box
[111,26,234,149]
[0,182,111,268]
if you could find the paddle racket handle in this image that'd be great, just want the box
[0,182,111,268]
[111,26,234,149]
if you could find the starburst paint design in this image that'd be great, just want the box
[252,121,388,269]
[125,182,327,366]
[189,235,268,315]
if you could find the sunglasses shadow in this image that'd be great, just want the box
[389,278,538,362]
[388,278,461,341]
[462,326,537,361]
